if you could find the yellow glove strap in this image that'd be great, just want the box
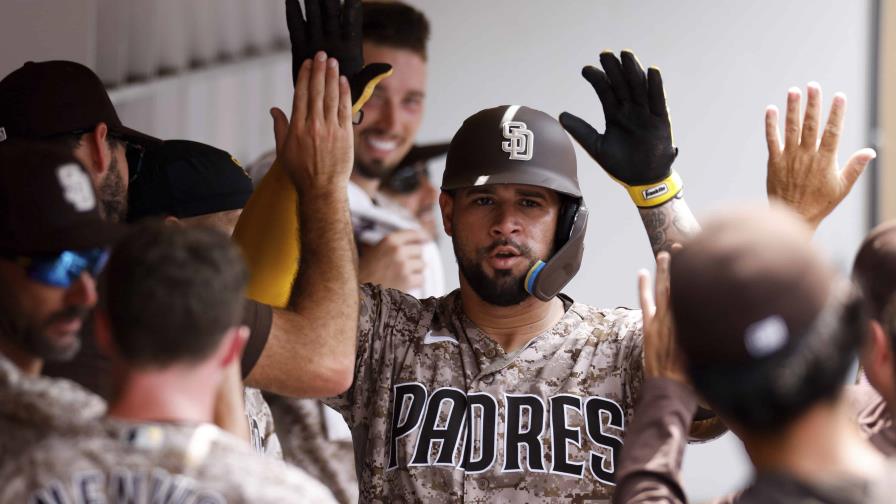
[231,159,300,308]
[615,171,683,208]
[352,68,394,115]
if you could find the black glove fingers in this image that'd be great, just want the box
[322,0,341,38]
[559,112,603,155]
[305,0,323,46]
[285,0,306,46]
[582,66,617,118]
[342,0,362,42]
[647,67,669,118]
[286,0,308,85]
[620,50,647,106]
[599,51,630,104]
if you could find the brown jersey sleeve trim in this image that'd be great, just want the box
[241,298,273,379]
[612,378,697,504]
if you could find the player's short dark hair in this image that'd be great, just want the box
[363,1,430,59]
[103,221,247,367]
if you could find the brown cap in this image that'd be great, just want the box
[670,205,864,430]
[671,206,834,367]
[0,61,160,146]
[852,220,896,321]
[442,105,581,198]
[0,140,125,256]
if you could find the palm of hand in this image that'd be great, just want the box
[599,110,676,185]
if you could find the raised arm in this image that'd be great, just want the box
[235,0,392,396]
[245,53,358,397]
[561,50,699,256]
[765,82,875,231]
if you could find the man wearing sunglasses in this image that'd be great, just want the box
[0,141,123,464]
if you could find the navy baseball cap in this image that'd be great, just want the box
[0,61,160,146]
[0,140,125,256]
[127,140,254,222]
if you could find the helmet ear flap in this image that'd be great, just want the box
[554,197,580,254]
[526,202,588,301]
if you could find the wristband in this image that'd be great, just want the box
[613,171,683,208]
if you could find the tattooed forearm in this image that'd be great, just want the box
[638,195,701,255]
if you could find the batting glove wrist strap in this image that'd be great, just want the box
[615,170,683,208]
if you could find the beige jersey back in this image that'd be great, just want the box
[0,419,336,503]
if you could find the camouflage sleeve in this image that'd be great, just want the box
[322,284,422,428]
[620,309,646,416]
[612,378,695,504]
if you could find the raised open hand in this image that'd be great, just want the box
[271,52,354,193]
[561,50,680,207]
[639,251,688,383]
[765,83,876,230]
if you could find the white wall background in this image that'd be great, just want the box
[0,0,875,500]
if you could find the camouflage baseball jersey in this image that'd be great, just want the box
[846,377,895,456]
[325,285,644,503]
[0,352,105,466]
[244,386,283,459]
[268,396,359,504]
[0,418,336,503]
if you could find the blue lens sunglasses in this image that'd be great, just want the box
[13,249,111,288]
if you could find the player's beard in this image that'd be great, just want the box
[0,291,86,362]
[98,155,127,223]
[454,238,540,307]
[355,157,393,180]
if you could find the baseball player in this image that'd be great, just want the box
[614,206,896,503]
[760,82,892,450]
[0,141,121,464]
[850,223,896,452]
[0,57,362,403]
[0,223,335,503]
[316,50,718,502]
[128,139,283,459]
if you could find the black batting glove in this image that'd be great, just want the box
[561,50,682,207]
[286,0,392,115]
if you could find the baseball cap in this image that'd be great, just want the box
[670,205,865,430]
[0,140,125,256]
[381,142,449,194]
[127,140,254,222]
[0,61,160,146]
[852,221,896,321]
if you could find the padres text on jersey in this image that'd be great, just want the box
[325,285,644,502]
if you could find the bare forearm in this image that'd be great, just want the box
[246,189,358,397]
[638,196,700,256]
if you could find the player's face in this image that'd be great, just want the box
[0,259,98,361]
[354,43,427,179]
[442,184,559,306]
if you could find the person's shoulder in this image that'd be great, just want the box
[570,303,643,339]
[207,434,337,502]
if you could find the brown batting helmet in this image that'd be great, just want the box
[441,105,588,301]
